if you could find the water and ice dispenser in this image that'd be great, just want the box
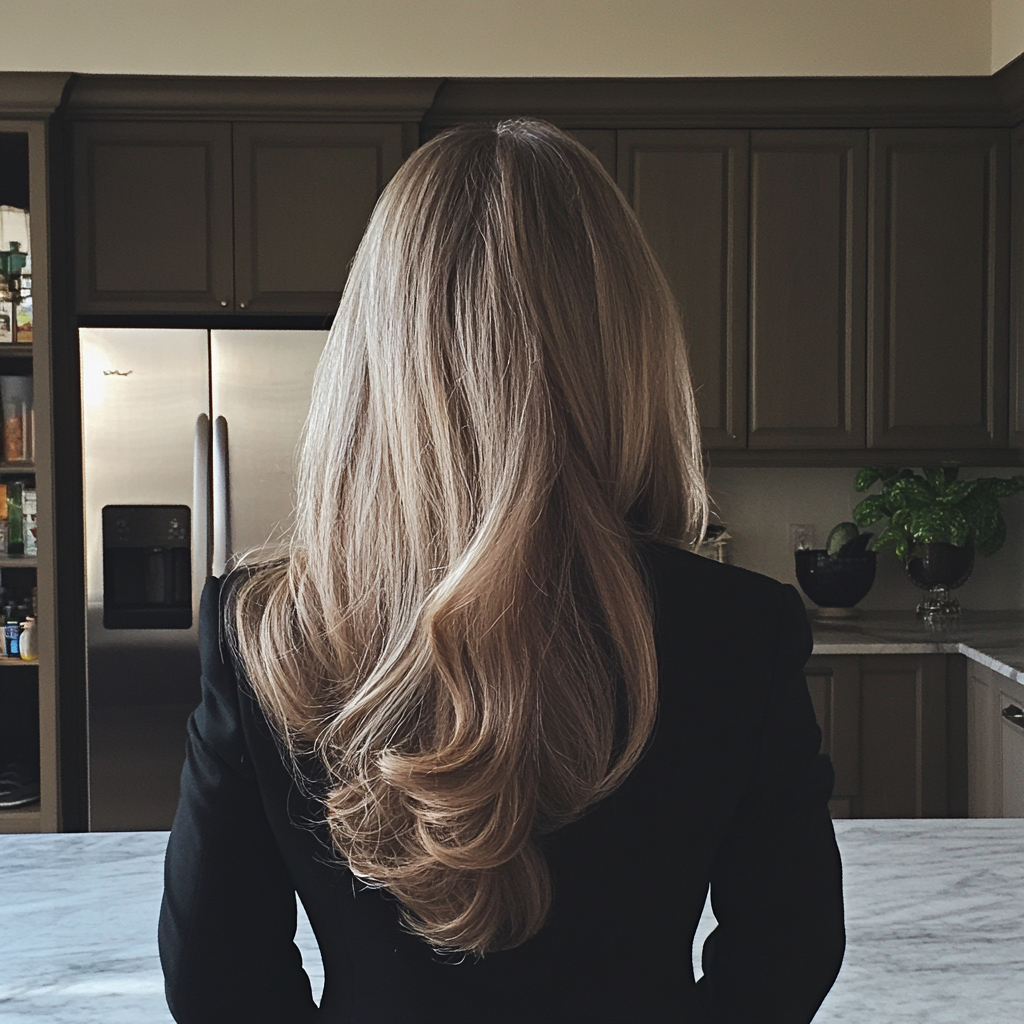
[101,505,192,629]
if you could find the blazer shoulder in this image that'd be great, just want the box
[640,540,799,609]
[640,541,812,675]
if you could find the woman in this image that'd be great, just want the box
[159,119,844,1024]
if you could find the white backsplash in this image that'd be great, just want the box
[706,467,1024,610]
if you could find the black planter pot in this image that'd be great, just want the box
[795,549,877,610]
[905,542,975,591]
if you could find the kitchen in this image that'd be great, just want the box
[2,2,1024,1021]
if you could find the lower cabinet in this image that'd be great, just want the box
[967,661,1024,817]
[805,654,965,819]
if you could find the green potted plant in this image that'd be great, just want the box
[852,466,1024,620]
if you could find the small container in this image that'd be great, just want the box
[4,618,20,657]
[0,375,33,462]
[22,487,36,556]
[0,298,12,344]
[15,276,31,344]
[18,616,36,661]
[6,480,22,555]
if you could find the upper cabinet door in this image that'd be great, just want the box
[74,122,234,314]
[232,123,403,315]
[868,129,1010,449]
[1010,125,1024,449]
[618,130,749,449]
[748,131,867,449]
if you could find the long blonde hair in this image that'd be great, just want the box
[231,119,707,956]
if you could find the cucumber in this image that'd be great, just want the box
[826,521,860,557]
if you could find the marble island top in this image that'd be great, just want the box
[1,821,1023,1023]
[811,609,1024,683]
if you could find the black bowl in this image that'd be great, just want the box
[905,542,974,591]
[795,549,877,608]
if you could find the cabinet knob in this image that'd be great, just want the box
[219,300,228,307]
[1002,704,1024,728]
[239,301,247,309]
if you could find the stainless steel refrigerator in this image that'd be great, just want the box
[80,328,328,829]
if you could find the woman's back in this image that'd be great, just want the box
[160,542,843,1023]
[159,119,844,1022]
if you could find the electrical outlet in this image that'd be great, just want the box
[789,523,816,551]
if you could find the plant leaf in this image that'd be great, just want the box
[855,467,883,493]
[923,467,948,493]
[977,512,1007,556]
[891,507,913,529]
[936,479,976,505]
[984,475,1024,499]
[886,477,934,511]
[909,507,957,544]
[853,495,889,527]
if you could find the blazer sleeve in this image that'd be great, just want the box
[697,584,846,1024]
[158,575,318,1024]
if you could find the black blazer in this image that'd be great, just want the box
[159,543,845,1024]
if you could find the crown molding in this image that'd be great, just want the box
[0,73,73,118]
[64,75,444,122]
[424,75,1009,130]
[9,66,1024,131]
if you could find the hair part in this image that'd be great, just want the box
[231,119,708,955]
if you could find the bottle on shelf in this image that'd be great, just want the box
[0,375,33,463]
[0,482,7,554]
[6,481,22,555]
[0,286,12,345]
[18,616,36,661]
[3,602,18,657]
[22,487,35,556]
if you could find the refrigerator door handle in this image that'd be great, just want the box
[193,413,212,582]
[212,415,232,576]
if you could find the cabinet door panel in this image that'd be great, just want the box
[860,655,947,818]
[1010,125,1024,447]
[806,655,861,818]
[74,122,234,313]
[1001,708,1024,816]
[618,131,748,448]
[868,129,1009,448]
[968,665,999,816]
[748,131,866,448]
[233,123,403,314]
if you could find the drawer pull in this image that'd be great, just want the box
[1003,704,1024,728]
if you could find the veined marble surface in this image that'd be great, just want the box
[1,821,1022,1023]
[811,609,1024,684]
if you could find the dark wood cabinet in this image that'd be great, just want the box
[1010,124,1024,448]
[75,121,403,315]
[748,131,867,449]
[806,653,963,819]
[74,122,234,314]
[67,98,1021,461]
[232,123,402,313]
[868,129,1010,449]
[618,130,748,449]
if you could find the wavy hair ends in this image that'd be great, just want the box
[231,119,708,955]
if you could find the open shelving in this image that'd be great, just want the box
[0,118,54,832]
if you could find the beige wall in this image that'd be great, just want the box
[708,468,1024,610]
[993,0,1024,71]
[0,0,1002,78]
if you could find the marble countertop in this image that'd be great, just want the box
[1,821,1022,1023]
[811,609,1024,684]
